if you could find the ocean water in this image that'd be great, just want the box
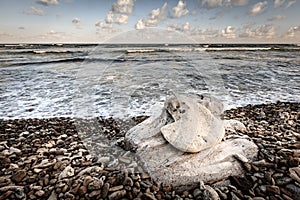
[0,43,299,119]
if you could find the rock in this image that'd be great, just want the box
[289,167,300,183]
[108,189,126,200]
[58,165,74,180]
[137,138,257,190]
[266,185,280,195]
[125,104,168,149]
[11,170,26,182]
[35,190,45,197]
[102,183,110,198]
[109,185,124,192]
[202,185,220,200]
[88,178,104,190]
[78,186,87,196]
[123,177,134,187]
[144,192,157,200]
[285,184,300,200]
[161,95,225,153]
[0,191,13,200]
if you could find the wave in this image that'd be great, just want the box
[125,46,300,54]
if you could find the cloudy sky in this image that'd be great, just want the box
[0,0,299,43]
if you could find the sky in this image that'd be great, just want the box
[0,0,299,43]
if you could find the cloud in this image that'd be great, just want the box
[267,15,286,21]
[18,27,25,30]
[170,1,189,18]
[112,0,135,14]
[249,1,268,15]
[192,28,220,40]
[135,19,145,30]
[274,0,285,8]
[106,12,114,24]
[239,24,276,39]
[286,26,300,37]
[36,0,59,6]
[135,2,167,29]
[23,6,44,16]
[201,0,223,8]
[201,0,249,8]
[209,11,223,20]
[72,17,80,24]
[115,15,128,24]
[286,0,296,8]
[168,22,190,32]
[105,12,128,24]
[95,20,113,30]
[229,0,249,6]
[222,26,236,38]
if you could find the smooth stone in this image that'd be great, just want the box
[161,95,225,153]
[58,165,74,180]
[11,170,26,183]
[135,138,257,191]
[108,189,126,200]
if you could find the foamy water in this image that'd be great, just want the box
[0,43,299,119]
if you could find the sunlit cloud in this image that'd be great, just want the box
[274,0,285,8]
[239,24,276,39]
[222,26,236,38]
[168,22,190,32]
[135,2,167,29]
[23,6,44,16]
[267,15,286,21]
[286,0,296,8]
[170,1,189,18]
[201,0,249,8]
[112,0,135,14]
[286,26,300,37]
[249,1,268,16]
[36,0,59,6]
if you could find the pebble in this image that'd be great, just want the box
[0,103,298,200]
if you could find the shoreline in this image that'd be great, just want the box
[0,101,299,199]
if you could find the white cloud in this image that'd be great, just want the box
[201,0,223,8]
[23,6,44,16]
[168,22,190,32]
[115,14,128,24]
[36,0,59,6]
[112,0,135,14]
[182,22,190,31]
[222,26,236,38]
[229,0,249,6]
[171,1,189,18]
[72,17,82,29]
[105,12,114,24]
[267,15,286,21]
[193,28,220,40]
[135,2,167,29]
[249,1,268,15]
[201,0,249,8]
[240,24,276,39]
[105,12,128,25]
[72,17,80,24]
[135,19,145,30]
[95,20,113,30]
[286,26,300,37]
[274,0,285,8]
[286,0,296,8]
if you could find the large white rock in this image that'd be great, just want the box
[125,95,258,190]
[161,95,225,153]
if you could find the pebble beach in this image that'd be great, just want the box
[0,101,299,200]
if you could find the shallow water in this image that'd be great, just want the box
[0,44,299,119]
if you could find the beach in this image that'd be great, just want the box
[1,101,299,200]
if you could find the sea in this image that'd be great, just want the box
[0,43,299,119]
